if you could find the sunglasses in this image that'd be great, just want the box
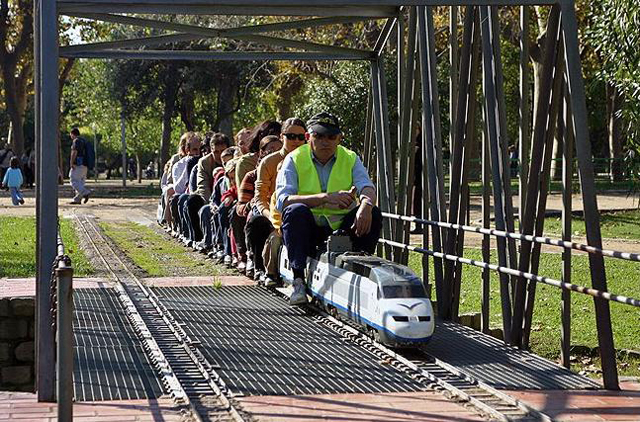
[283,133,306,141]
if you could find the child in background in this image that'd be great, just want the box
[2,157,25,205]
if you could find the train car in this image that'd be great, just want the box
[279,234,435,345]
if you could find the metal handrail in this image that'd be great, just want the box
[378,237,640,308]
[53,230,73,422]
[382,211,640,262]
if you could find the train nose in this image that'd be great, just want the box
[381,300,435,340]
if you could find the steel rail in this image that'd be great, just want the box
[269,286,551,422]
[379,237,640,307]
[382,211,640,262]
[74,214,245,422]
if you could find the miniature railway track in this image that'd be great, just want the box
[75,212,553,421]
[74,214,247,422]
[270,288,555,422]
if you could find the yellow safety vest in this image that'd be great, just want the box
[291,143,357,230]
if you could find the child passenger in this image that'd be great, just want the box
[2,157,25,205]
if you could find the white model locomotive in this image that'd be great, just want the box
[279,233,435,345]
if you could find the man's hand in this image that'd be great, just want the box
[352,199,373,237]
[324,187,356,209]
[223,197,233,207]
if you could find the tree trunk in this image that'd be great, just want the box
[2,63,26,156]
[136,153,142,184]
[217,78,238,138]
[607,83,624,182]
[160,66,179,168]
[179,89,195,131]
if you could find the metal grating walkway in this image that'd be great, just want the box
[154,285,425,396]
[425,320,601,390]
[73,288,166,401]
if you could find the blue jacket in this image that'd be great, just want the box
[2,167,23,188]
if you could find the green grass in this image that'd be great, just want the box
[543,209,640,241]
[99,221,223,277]
[0,216,93,278]
[408,248,640,376]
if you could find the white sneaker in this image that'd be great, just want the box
[223,255,232,266]
[290,278,308,306]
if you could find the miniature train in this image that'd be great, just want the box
[278,232,435,345]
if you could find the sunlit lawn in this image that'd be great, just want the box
[0,216,93,277]
[407,247,640,376]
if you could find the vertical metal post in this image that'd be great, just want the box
[56,264,73,422]
[370,60,393,259]
[395,7,417,265]
[363,89,374,171]
[397,13,405,156]
[519,5,530,227]
[443,6,480,320]
[479,5,514,342]
[560,82,572,369]
[512,6,561,347]
[417,5,446,313]
[481,110,491,334]
[121,111,127,187]
[449,5,458,176]
[560,1,619,390]
[36,0,59,402]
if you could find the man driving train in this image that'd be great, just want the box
[274,112,382,305]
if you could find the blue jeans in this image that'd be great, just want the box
[177,194,190,237]
[198,204,212,247]
[9,187,23,205]
[214,202,233,254]
[281,203,382,272]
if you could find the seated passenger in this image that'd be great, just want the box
[184,132,230,248]
[169,132,201,234]
[208,147,238,258]
[236,135,283,278]
[160,136,188,227]
[275,112,382,305]
[231,120,282,269]
[252,117,307,284]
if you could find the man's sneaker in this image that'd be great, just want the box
[223,255,232,266]
[290,278,308,306]
[82,190,92,204]
[19,198,24,205]
[231,256,238,268]
[253,270,263,283]
[263,274,278,288]
[245,259,254,277]
[69,200,82,205]
[237,260,246,273]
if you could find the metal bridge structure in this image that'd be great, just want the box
[33,0,640,412]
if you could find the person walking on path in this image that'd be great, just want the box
[69,127,92,204]
[275,112,382,306]
[2,157,25,205]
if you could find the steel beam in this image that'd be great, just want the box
[60,50,373,60]
[519,5,530,227]
[417,5,447,313]
[61,33,202,53]
[60,4,399,17]
[522,37,565,348]
[560,0,619,390]
[66,12,371,56]
[442,6,480,320]
[481,116,491,334]
[560,81,572,369]
[57,0,559,7]
[512,5,560,347]
[36,0,59,402]
[449,5,458,174]
[374,18,397,55]
[370,59,394,259]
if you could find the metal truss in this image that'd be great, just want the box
[35,0,622,404]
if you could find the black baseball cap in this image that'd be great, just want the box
[306,112,342,136]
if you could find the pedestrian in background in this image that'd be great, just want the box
[0,142,14,183]
[2,157,25,205]
[69,127,92,204]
